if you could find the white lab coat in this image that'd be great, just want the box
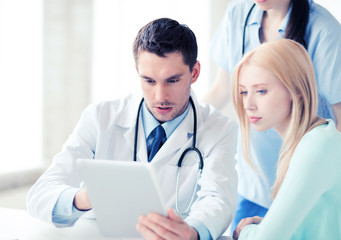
[27,92,238,239]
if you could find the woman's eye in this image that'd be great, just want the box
[240,91,247,95]
[257,90,267,95]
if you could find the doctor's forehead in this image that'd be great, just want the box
[137,49,186,62]
[136,51,188,69]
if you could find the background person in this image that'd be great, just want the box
[27,18,238,240]
[204,0,341,232]
[232,39,341,240]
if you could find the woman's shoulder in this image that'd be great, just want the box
[288,120,341,181]
[304,120,340,141]
[308,2,341,33]
[295,120,341,160]
[225,0,255,18]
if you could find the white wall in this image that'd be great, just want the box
[91,0,212,103]
[315,0,341,23]
[43,0,93,166]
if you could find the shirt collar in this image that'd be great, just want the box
[278,4,292,37]
[141,100,190,140]
[248,3,293,37]
[247,4,263,27]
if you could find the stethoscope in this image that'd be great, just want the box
[133,96,204,215]
[242,3,256,56]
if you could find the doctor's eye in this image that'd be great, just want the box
[144,79,155,84]
[167,79,179,83]
[166,77,180,84]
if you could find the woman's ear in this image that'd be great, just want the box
[296,88,303,99]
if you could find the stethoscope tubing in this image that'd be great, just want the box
[133,96,204,215]
[242,3,256,56]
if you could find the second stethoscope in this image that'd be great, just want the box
[133,96,204,215]
[242,3,256,56]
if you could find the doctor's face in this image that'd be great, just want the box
[136,51,200,123]
[239,64,292,137]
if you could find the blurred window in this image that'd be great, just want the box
[0,0,43,173]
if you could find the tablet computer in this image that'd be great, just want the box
[77,159,167,238]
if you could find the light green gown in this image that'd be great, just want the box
[239,120,341,240]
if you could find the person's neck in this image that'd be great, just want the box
[265,3,290,21]
[261,1,291,42]
[267,0,291,19]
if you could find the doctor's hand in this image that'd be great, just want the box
[136,208,198,240]
[73,188,92,211]
[233,216,263,240]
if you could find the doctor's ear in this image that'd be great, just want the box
[191,61,201,84]
[135,65,139,74]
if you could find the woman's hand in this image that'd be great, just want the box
[233,216,263,239]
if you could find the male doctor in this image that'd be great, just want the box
[27,18,237,240]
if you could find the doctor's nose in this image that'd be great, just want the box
[154,84,169,102]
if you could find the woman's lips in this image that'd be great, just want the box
[249,116,262,123]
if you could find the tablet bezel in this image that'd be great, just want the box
[77,159,167,238]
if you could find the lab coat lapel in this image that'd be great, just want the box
[122,117,148,163]
[135,116,148,163]
[152,92,203,164]
[118,91,203,164]
[153,112,193,163]
[116,94,148,163]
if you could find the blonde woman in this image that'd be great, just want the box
[205,0,341,233]
[232,39,341,240]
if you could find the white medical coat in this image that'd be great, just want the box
[27,92,238,239]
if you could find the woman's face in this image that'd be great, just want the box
[239,64,292,137]
[253,0,291,11]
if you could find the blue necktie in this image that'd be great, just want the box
[148,125,166,162]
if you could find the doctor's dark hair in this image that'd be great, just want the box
[285,0,309,48]
[133,18,198,71]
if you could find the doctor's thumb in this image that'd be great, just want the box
[168,209,183,222]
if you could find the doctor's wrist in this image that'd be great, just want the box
[190,227,199,240]
[73,188,92,211]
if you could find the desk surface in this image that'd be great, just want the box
[0,207,232,240]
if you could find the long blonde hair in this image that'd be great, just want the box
[232,39,326,198]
